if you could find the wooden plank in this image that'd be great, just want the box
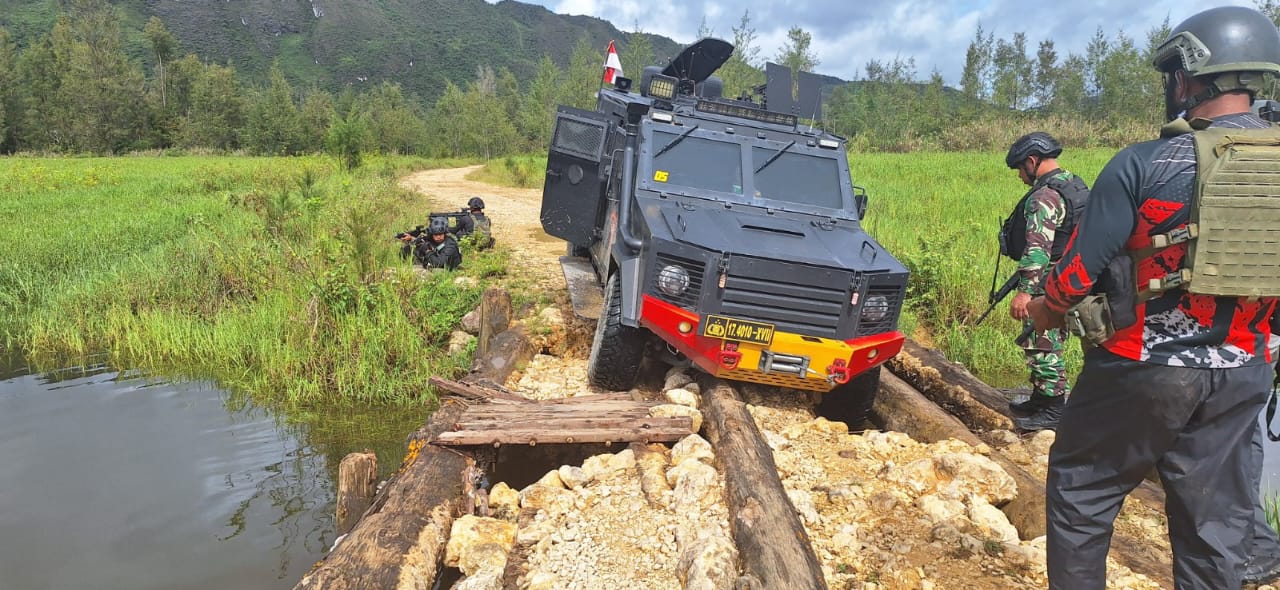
[696,376,828,590]
[434,420,693,446]
[451,417,687,432]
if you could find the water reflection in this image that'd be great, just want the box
[0,354,425,590]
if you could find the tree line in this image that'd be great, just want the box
[1,1,1277,159]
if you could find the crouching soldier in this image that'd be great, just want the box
[455,196,494,249]
[395,224,427,262]
[415,217,462,271]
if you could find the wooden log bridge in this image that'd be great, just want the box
[428,378,694,446]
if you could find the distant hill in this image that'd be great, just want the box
[0,0,685,101]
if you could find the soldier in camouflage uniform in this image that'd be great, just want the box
[1000,132,1089,431]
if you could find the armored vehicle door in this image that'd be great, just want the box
[542,106,612,247]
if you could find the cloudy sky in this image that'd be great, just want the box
[500,0,1260,85]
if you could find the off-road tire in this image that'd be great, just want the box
[586,273,647,390]
[817,366,881,430]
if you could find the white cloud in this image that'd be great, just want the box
[529,0,1258,85]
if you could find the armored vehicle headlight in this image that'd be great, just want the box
[818,138,840,150]
[861,295,890,323]
[657,265,691,296]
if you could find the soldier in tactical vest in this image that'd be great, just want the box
[1000,132,1089,431]
[453,196,495,250]
[415,217,463,271]
[1026,7,1280,588]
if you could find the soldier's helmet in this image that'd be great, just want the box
[467,196,486,210]
[1005,132,1063,169]
[428,217,450,235]
[1152,6,1280,94]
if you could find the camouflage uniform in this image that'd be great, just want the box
[1017,172,1072,398]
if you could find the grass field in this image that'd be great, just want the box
[0,154,507,408]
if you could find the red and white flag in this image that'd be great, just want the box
[603,40,624,85]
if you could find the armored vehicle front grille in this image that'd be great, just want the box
[652,253,705,309]
[854,284,904,337]
[721,275,845,338]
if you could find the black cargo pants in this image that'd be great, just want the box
[1046,348,1271,590]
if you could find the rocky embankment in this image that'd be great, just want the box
[438,311,1163,590]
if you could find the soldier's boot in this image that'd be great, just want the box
[1013,395,1065,431]
[1243,553,1280,586]
[1010,392,1057,415]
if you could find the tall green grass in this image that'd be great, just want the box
[1,154,505,407]
[848,149,1116,386]
[476,148,1119,386]
[466,155,548,189]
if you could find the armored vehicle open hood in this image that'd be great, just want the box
[646,201,902,273]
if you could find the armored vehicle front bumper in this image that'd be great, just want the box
[640,295,904,392]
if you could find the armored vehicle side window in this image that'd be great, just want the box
[751,148,843,210]
[652,131,743,195]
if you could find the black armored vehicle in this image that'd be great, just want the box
[541,38,908,418]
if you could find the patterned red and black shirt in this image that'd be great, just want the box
[1043,112,1278,368]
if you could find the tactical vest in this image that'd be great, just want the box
[999,170,1089,262]
[1139,119,1280,299]
[473,214,493,246]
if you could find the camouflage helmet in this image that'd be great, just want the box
[1005,132,1063,169]
[467,196,486,210]
[428,217,450,235]
[1152,6,1280,97]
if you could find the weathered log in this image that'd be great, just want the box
[428,376,527,403]
[477,287,513,358]
[886,339,1015,432]
[697,376,828,590]
[873,372,1174,589]
[336,452,378,537]
[294,402,472,590]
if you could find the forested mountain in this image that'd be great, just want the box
[0,0,682,102]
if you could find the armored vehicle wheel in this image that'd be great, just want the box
[817,366,881,430]
[587,273,647,390]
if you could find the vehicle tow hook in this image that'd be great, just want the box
[826,359,852,385]
[719,342,741,370]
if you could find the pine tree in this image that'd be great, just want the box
[520,55,560,148]
[245,63,301,155]
[60,0,147,152]
[0,28,15,152]
[182,63,245,150]
[720,10,765,100]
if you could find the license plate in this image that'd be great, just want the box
[701,315,776,345]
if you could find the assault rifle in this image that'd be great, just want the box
[430,207,471,221]
[976,273,1019,325]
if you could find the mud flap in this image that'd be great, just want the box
[560,255,602,320]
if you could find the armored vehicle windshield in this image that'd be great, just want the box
[641,120,852,215]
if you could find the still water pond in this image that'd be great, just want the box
[0,356,427,590]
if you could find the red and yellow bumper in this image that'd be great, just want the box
[638,295,904,392]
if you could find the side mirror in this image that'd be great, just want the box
[854,192,869,219]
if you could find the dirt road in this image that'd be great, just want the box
[398,165,564,290]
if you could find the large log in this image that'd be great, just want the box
[468,326,537,386]
[886,339,1015,432]
[477,287,513,358]
[697,376,828,590]
[294,402,472,590]
[873,372,1174,589]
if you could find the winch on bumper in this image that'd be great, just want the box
[639,294,905,392]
